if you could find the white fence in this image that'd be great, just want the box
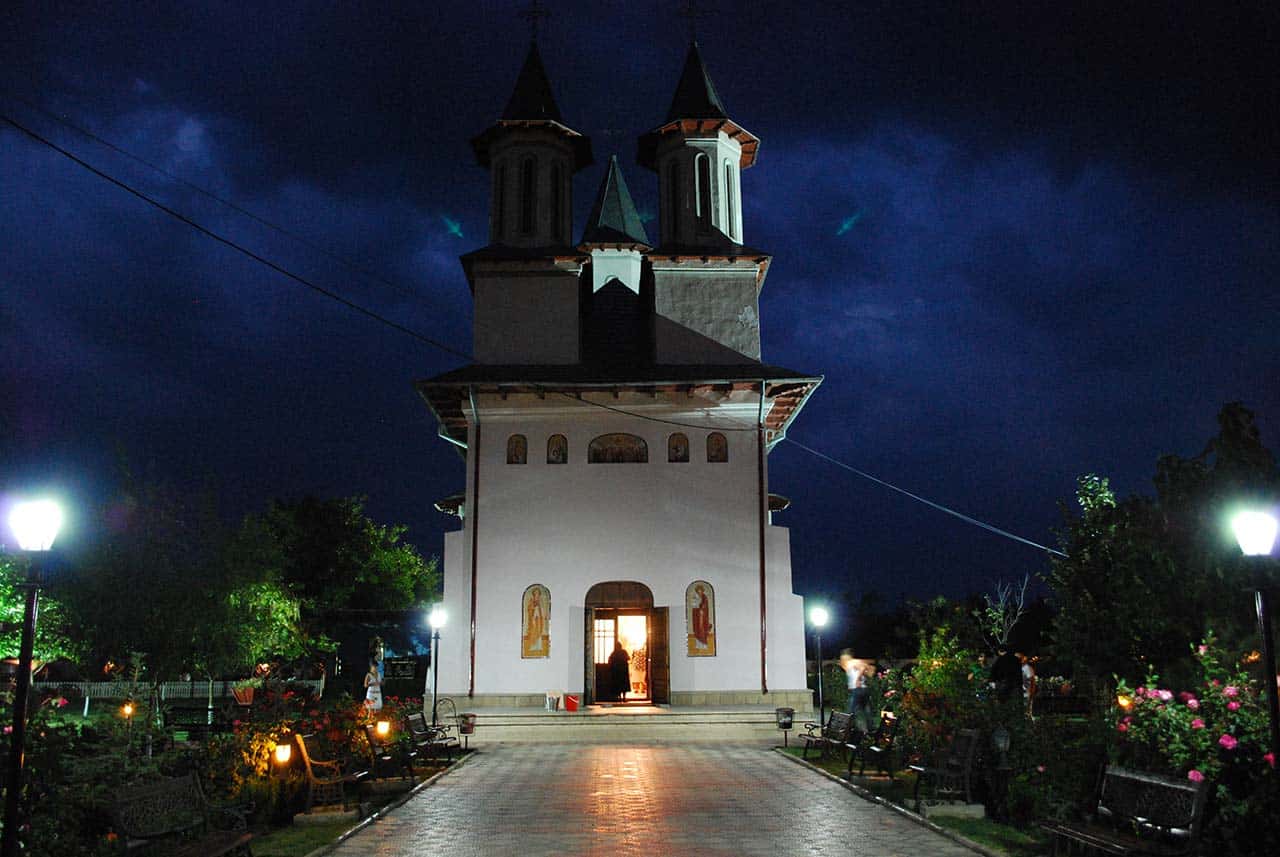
[33,680,324,716]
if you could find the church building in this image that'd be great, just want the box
[418,40,821,709]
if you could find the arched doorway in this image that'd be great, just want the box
[584,582,669,705]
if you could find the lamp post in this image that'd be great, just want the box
[3,499,63,857]
[427,605,447,727]
[809,606,829,726]
[1232,509,1280,757]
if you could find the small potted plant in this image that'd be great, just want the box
[232,677,263,705]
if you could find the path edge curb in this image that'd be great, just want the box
[299,750,479,857]
[773,748,1006,857]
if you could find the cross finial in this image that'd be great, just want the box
[519,0,550,41]
[676,0,713,44]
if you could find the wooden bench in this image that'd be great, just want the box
[112,772,253,856]
[801,710,855,761]
[364,723,417,783]
[406,712,459,761]
[1040,766,1209,855]
[846,711,899,779]
[294,733,369,813]
[910,727,980,810]
[164,705,237,743]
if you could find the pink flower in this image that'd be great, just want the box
[1211,679,1221,688]
[1188,769,1205,782]
[55,697,68,708]
[1136,686,1147,697]
[1186,698,1200,711]
[1219,734,1239,750]
[1178,691,1193,702]
[1265,753,1276,770]
[1227,701,1241,711]
[1117,721,1129,733]
[1198,645,1208,655]
[1157,689,1173,702]
[1036,765,1046,773]
[1191,718,1206,729]
[1223,686,1239,698]
[2,726,10,735]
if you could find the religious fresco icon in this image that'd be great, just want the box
[547,433,567,464]
[685,580,716,657]
[706,432,728,463]
[507,434,527,464]
[521,584,550,658]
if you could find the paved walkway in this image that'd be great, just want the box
[331,744,977,856]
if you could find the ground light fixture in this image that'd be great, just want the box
[808,606,830,728]
[428,605,448,726]
[274,741,292,765]
[3,498,64,857]
[1231,507,1280,757]
[376,720,391,737]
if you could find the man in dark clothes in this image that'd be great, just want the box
[989,646,1022,701]
[608,641,631,701]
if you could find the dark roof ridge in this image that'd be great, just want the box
[665,42,728,122]
[502,41,564,122]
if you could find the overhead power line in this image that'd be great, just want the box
[3,108,1066,559]
[783,438,1068,558]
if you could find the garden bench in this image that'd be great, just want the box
[846,711,899,779]
[112,772,253,856]
[1040,765,1208,856]
[364,723,417,783]
[294,732,369,813]
[165,705,236,742]
[909,727,979,810]
[801,710,855,761]
[406,712,458,761]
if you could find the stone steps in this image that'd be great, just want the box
[452,706,816,744]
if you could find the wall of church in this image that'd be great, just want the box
[473,272,581,364]
[431,394,807,699]
[651,267,762,362]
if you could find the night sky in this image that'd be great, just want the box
[3,3,1278,619]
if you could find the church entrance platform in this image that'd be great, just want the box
[443,701,815,744]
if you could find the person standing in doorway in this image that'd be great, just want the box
[608,641,631,702]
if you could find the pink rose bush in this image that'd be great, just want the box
[1113,635,1274,790]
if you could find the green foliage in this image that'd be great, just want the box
[894,625,988,760]
[0,552,80,663]
[1048,403,1278,687]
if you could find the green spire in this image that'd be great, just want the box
[665,42,728,122]
[502,41,563,122]
[581,156,650,246]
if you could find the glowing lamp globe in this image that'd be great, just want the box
[274,742,291,764]
[8,500,64,552]
[376,720,390,737]
[428,605,448,631]
[809,606,829,628]
[1233,510,1278,557]
[121,702,134,718]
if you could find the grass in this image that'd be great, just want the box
[251,819,354,857]
[930,816,1050,857]
[779,747,1051,857]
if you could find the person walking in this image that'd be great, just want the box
[840,650,870,734]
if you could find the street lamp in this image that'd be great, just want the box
[809,606,830,727]
[1232,508,1280,757]
[428,605,447,726]
[3,499,63,857]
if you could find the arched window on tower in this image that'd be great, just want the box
[551,162,564,243]
[668,433,689,463]
[507,434,528,464]
[706,432,728,463]
[520,157,537,235]
[724,162,736,241]
[494,163,506,240]
[695,153,712,232]
[667,161,681,239]
[547,433,567,464]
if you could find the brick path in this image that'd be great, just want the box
[330,744,977,856]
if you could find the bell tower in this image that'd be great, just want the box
[464,42,593,365]
[639,42,766,363]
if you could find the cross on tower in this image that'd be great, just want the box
[518,0,550,41]
[676,0,714,43]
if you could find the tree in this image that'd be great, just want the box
[240,496,440,631]
[977,575,1031,651]
[1048,403,1278,687]
[0,551,80,665]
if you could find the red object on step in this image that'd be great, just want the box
[564,694,580,711]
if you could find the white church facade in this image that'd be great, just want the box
[418,41,821,709]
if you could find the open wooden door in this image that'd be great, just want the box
[650,606,669,704]
[584,607,596,704]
